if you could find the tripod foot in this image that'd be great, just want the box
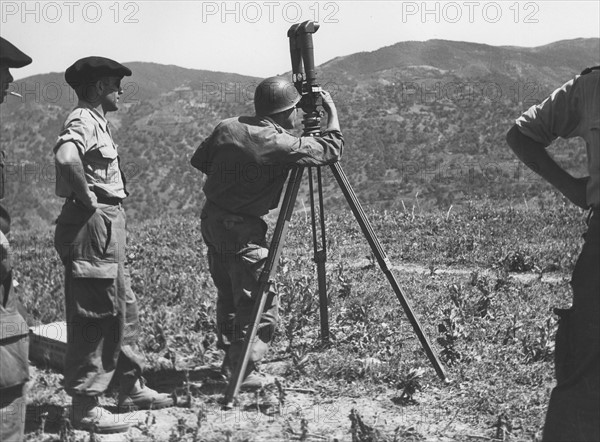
[221,401,234,410]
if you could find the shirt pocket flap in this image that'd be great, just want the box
[72,259,118,279]
[97,143,118,160]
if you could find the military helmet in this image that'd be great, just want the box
[254,76,301,116]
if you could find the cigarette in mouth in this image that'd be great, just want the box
[9,92,22,98]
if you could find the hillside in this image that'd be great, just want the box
[1,38,598,229]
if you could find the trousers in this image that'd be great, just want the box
[542,209,600,441]
[54,200,143,396]
[1,198,28,442]
[0,385,26,442]
[200,201,278,365]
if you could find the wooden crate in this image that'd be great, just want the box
[29,321,67,372]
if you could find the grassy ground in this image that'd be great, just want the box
[10,196,589,441]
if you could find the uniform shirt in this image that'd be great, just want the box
[515,70,600,208]
[54,102,127,200]
[191,116,344,217]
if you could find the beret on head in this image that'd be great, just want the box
[65,56,132,89]
[0,37,32,68]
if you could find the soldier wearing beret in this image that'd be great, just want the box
[0,36,32,442]
[53,56,173,433]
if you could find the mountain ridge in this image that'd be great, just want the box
[1,37,598,230]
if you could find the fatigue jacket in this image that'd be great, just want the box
[191,116,344,216]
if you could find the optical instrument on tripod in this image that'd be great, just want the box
[223,21,448,409]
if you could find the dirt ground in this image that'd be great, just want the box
[25,357,497,442]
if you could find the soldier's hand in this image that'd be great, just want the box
[319,90,341,133]
[320,90,336,112]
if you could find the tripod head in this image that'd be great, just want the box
[288,21,322,135]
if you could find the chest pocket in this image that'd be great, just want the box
[97,143,118,160]
[86,136,118,181]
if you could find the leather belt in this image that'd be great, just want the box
[68,195,123,207]
[96,195,123,205]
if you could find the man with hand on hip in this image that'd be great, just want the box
[53,56,173,433]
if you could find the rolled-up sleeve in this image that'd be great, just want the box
[54,114,95,157]
[515,78,582,145]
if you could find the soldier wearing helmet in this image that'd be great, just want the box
[191,76,344,389]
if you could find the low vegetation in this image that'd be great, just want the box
[12,194,588,441]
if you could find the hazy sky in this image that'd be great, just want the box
[2,1,599,80]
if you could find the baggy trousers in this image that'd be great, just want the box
[54,200,144,397]
[200,202,278,365]
[1,202,28,442]
[542,209,600,441]
[0,385,26,442]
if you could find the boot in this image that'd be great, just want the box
[240,364,276,391]
[222,355,276,391]
[118,377,174,411]
[70,395,130,434]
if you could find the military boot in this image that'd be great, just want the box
[70,395,131,434]
[118,377,174,411]
[240,362,276,391]
[222,355,276,392]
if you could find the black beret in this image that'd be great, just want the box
[0,37,32,68]
[65,56,132,89]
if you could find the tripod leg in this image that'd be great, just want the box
[329,162,448,382]
[223,167,305,408]
[309,168,330,344]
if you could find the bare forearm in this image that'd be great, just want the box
[56,162,89,196]
[324,106,341,133]
[320,90,341,133]
[55,142,97,209]
[506,124,588,208]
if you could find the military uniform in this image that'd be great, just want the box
[0,36,32,442]
[515,68,599,441]
[191,115,344,368]
[53,103,144,397]
[52,59,172,434]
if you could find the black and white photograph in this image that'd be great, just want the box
[0,1,598,440]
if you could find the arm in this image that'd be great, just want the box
[320,90,340,133]
[190,132,216,174]
[190,142,205,171]
[55,142,98,210]
[284,89,344,166]
[506,124,588,209]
